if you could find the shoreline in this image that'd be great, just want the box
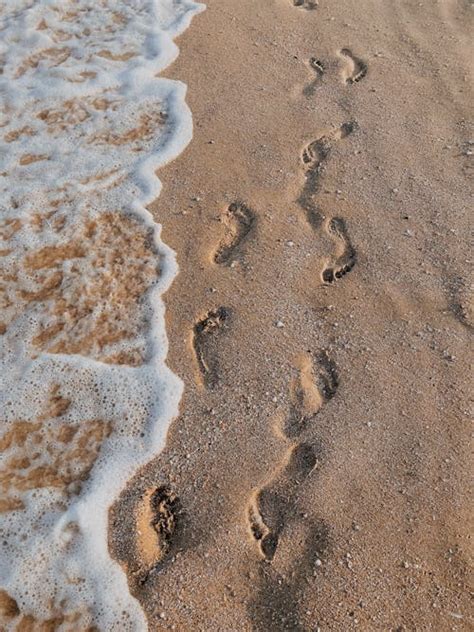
[0,2,205,628]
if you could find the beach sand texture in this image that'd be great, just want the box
[1,0,473,630]
[112,0,473,630]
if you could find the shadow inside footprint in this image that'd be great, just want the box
[322,217,357,283]
[315,350,339,400]
[193,307,229,388]
[286,399,311,439]
[133,484,185,585]
[214,201,255,265]
[340,48,368,84]
[292,0,319,10]
[303,57,325,97]
[286,442,318,479]
[258,489,284,561]
[248,519,331,631]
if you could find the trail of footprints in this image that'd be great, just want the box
[190,44,367,387]
[244,33,366,561]
[137,11,368,587]
[192,121,359,387]
[248,352,338,561]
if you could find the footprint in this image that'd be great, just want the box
[297,121,357,228]
[287,355,323,438]
[321,217,357,283]
[339,48,368,84]
[314,350,339,400]
[135,486,181,581]
[213,201,255,265]
[248,497,271,554]
[248,442,318,561]
[249,490,280,562]
[285,350,338,438]
[300,121,356,173]
[193,307,229,388]
[302,57,325,97]
[292,0,319,9]
[301,135,332,172]
[331,119,358,142]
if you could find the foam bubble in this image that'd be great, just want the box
[0,0,204,628]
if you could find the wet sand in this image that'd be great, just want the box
[111,1,473,630]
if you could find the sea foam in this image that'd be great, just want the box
[0,0,204,629]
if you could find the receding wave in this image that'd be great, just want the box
[0,0,204,628]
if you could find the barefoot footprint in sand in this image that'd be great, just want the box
[321,217,357,283]
[248,351,338,560]
[193,307,230,388]
[134,486,181,582]
[286,350,338,437]
[339,48,368,84]
[213,201,255,265]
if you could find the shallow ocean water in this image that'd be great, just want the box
[0,1,204,628]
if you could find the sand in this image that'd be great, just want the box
[111,0,471,630]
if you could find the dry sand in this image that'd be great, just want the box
[111,1,473,630]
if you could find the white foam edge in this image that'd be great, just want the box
[0,0,206,628]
